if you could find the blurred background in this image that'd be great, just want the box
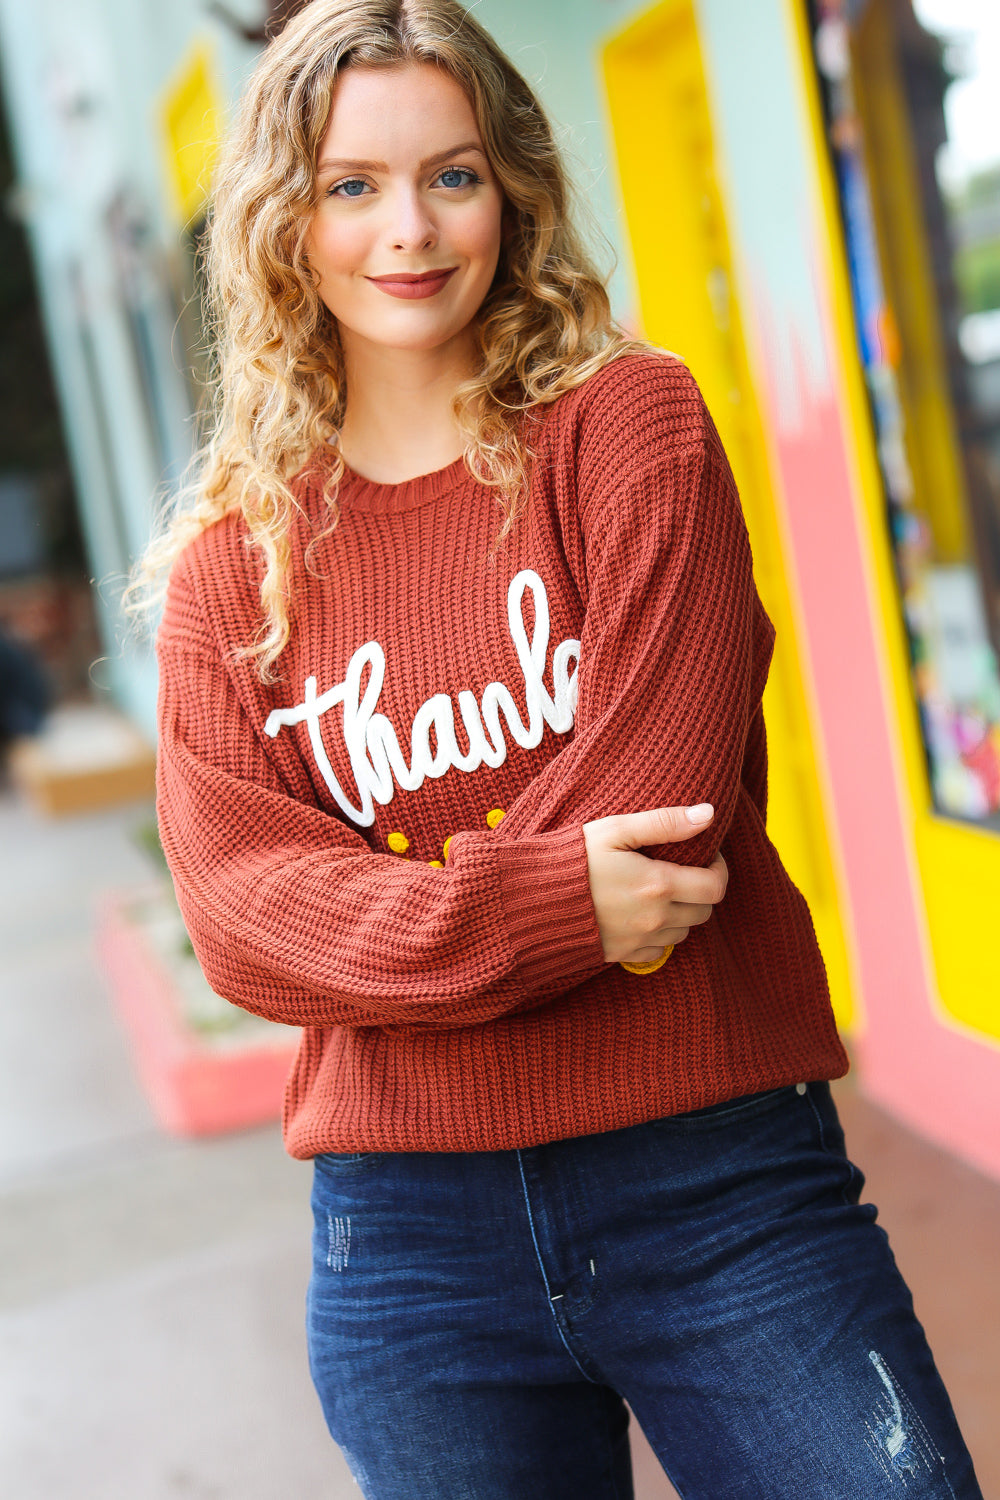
[1,0,999,1495]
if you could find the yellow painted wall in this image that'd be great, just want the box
[602,0,854,1027]
[160,41,223,226]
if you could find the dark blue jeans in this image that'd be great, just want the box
[306,1082,982,1498]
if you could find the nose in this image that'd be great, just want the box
[388,186,438,254]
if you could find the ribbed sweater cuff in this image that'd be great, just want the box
[493,825,605,988]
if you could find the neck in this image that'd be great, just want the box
[339,335,476,483]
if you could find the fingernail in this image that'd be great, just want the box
[685,803,713,822]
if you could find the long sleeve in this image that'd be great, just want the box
[460,413,769,871]
[157,589,605,1030]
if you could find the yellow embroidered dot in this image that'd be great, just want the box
[387,831,410,854]
[442,836,453,860]
[486,808,506,828]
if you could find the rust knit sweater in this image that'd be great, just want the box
[156,353,848,1157]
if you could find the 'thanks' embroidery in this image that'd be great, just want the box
[264,570,580,826]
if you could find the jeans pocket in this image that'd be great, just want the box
[647,1084,799,1134]
[313,1149,382,1175]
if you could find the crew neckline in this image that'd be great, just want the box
[336,453,473,515]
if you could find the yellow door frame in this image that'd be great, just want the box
[602,0,854,1027]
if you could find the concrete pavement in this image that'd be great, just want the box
[0,789,355,1499]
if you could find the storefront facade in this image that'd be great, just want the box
[480,0,1000,1179]
[584,0,1000,1175]
[0,0,260,729]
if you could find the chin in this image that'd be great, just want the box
[343,316,480,361]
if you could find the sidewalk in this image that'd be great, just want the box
[1,786,997,1498]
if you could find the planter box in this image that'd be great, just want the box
[97,887,300,1137]
[11,704,156,816]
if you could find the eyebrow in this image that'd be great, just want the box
[316,141,487,175]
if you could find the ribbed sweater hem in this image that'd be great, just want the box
[282,1007,850,1158]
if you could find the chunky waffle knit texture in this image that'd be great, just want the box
[156,353,848,1156]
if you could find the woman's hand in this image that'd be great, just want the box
[582,804,728,965]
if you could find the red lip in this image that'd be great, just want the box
[366,268,457,300]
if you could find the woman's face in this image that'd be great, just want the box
[306,63,504,367]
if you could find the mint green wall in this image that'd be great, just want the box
[0,0,263,735]
[474,0,647,320]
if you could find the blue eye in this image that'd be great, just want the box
[332,178,369,198]
[437,167,478,189]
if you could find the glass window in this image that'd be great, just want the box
[811,0,1000,828]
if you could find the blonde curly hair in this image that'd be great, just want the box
[135,0,639,679]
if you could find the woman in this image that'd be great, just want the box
[145,2,983,1495]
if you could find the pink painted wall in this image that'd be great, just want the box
[759,322,1000,1183]
[697,0,1000,1179]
